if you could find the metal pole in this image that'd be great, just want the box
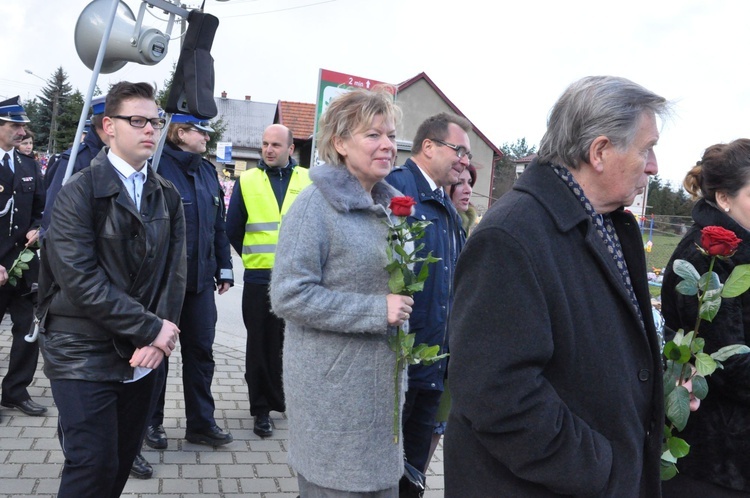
[63,0,121,186]
[150,113,171,172]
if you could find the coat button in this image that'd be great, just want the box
[638,369,650,381]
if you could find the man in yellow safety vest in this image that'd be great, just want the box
[226,124,311,438]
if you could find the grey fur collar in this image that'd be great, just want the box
[310,163,400,215]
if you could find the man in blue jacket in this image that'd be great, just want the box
[385,112,470,475]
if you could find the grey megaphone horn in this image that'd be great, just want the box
[74,0,171,74]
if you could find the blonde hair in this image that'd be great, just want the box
[316,86,401,166]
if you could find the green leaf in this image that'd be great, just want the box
[403,333,415,351]
[722,264,750,297]
[711,344,750,362]
[691,375,708,399]
[675,280,698,296]
[663,342,691,363]
[7,276,17,287]
[667,435,690,458]
[660,460,678,481]
[672,330,686,346]
[682,331,695,346]
[694,352,717,376]
[394,244,409,260]
[19,250,34,263]
[388,270,406,295]
[698,271,722,292]
[416,256,431,282]
[673,259,700,286]
[690,337,705,354]
[699,294,721,322]
[662,362,680,397]
[666,385,691,431]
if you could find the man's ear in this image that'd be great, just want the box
[588,135,610,173]
[102,116,116,138]
[420,138,436,159]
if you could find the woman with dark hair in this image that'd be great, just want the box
[448,163,478,235]
[661,138,750,497]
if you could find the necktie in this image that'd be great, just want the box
[131,172,144,210]
[2,153,10,172]
[434,188,444,200]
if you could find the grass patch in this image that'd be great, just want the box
[643,232,682,298]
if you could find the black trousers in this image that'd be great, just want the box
[51,373,156,498]
[402,387,442,473]
[150,288,218,430]
[0,287,38,402]
[242,283,285,416]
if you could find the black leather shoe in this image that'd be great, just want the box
[185,425,233,446]
[253,413,273,438]
[129,453,153,479]
[145,424,168,449]
[1,398,47,416]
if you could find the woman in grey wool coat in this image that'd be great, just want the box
[269,87,414,497]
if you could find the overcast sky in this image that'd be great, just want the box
[3,0,749,188]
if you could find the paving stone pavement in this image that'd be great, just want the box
[0,317,446,497]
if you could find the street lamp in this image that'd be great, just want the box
[25,69,59,154]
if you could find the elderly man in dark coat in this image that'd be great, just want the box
[445,76,669,497]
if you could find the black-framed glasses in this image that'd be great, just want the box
[431,138,472,161]
[111,115,167,129]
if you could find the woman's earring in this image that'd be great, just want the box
[725,207,730,213]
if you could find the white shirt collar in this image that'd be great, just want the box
[107,150,148,182]
[1,147,15,171]
[415,164,439,192]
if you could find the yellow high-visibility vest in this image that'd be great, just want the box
[239,166,311,269]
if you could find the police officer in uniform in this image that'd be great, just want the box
[42,95,108,233]
[143,113,234,457]
[0,96,46,418]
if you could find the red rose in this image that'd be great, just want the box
[700,226,742,257]
[389,196,416,217]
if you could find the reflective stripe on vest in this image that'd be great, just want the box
[239,166,311,269]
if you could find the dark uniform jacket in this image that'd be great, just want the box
[38,148,186,382]
[157,142,232,293]
[42,131,106,232]
[0,149,44,289]
[385,158,465,391]
[445,159,663,497]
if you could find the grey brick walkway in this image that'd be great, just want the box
[0,319,445,497]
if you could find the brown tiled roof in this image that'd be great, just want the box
[277,101,316,140]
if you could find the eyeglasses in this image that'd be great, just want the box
[111,115,167,129]
[188,127,210,136]
[431,138,472,161]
